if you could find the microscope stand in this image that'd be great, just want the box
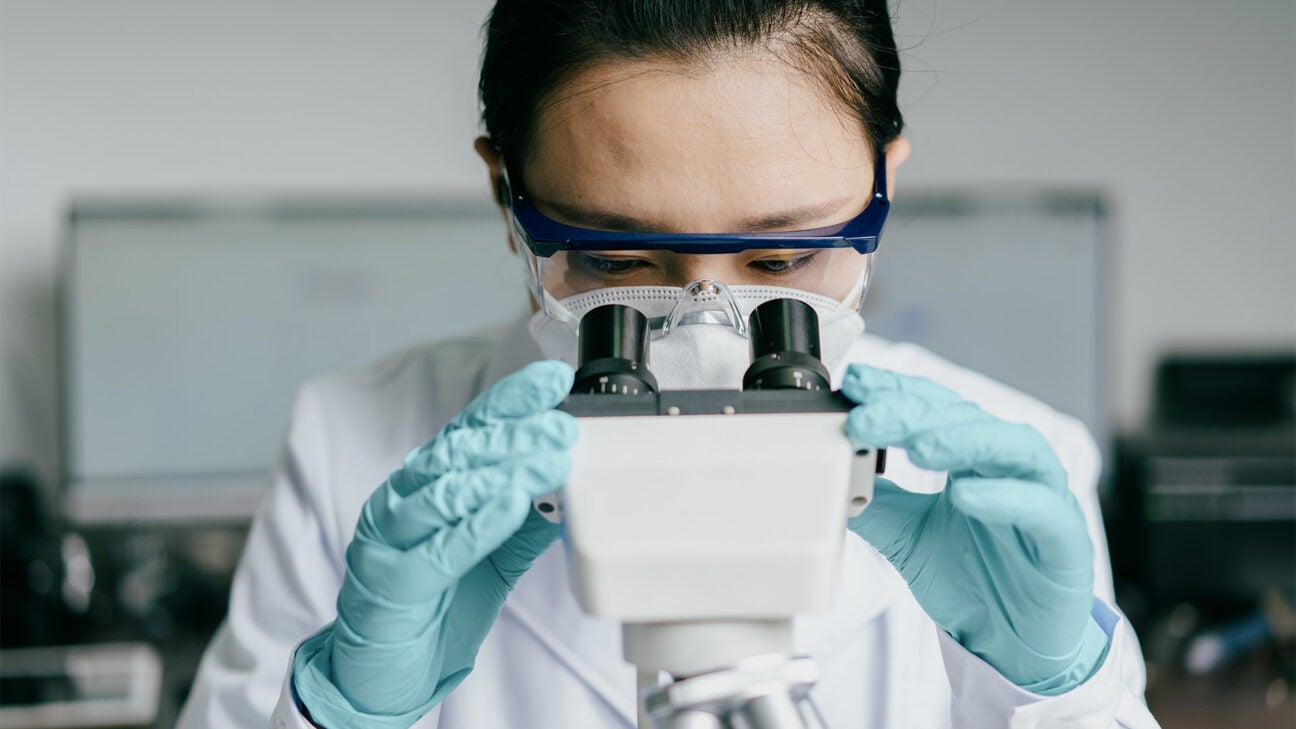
[642,655,828,729]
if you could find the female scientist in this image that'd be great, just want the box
[179,1,1159,727]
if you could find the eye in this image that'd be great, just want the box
[575,253,645,275]
[750,253,818,274]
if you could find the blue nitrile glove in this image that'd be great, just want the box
[842,364,1109,695]
[292,360,576,728]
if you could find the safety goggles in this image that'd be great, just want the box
[503,155,890,304]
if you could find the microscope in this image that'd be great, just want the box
[533,294,884,729]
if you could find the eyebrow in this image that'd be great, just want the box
[537,195,860,234]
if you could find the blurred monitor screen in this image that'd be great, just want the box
[62,191,1106,523]
[63,198,527,522]
[863,191,1107,445]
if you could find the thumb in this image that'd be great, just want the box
[847,477,937,565]
[488,503,561,588]
[946,477,1095,575]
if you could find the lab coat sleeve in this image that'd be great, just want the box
[270,652,319,729]
[176,381,348,729]
[938,600,1159,728]
[936,417,1160,728]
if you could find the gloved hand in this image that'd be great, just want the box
[842,364,1110,695]
[292,360,576,727]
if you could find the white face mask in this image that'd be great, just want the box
[528,271,868,391]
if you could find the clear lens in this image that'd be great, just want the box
[523,245,869,303]
[534,276,864,347]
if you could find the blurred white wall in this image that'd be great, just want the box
[1,1,497,488]
[2,0,1294,489]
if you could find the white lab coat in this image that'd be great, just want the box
[177,315,1160,729]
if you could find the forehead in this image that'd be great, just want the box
[522,54,872,222]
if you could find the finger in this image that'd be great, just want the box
[370,452,572,549]
[946,477,1095,575]
[336,545,450,639]
[342,487,537,609]
[398,410,578,485]
[433,503,561,681]
[847,477,937,565]
[845,389,985,450]
[487,505,561,589]
[342,529,456,608]
[841,364,966,407]
[847,391,1067,489]
[420,487,535,584]
[445,360,574,432]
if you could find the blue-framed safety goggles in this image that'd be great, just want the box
[503,155,890,258]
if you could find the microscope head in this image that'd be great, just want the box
[535,299,881,678]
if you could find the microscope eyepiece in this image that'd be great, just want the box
[572,304,659,395]
[742,298,831,391]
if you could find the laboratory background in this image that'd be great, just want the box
[0,1,1292,727]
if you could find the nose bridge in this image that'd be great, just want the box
[667,252,742,286]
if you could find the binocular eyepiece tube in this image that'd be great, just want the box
[572,298,831,393]
[742,299,831,392]
[571,304,659,395]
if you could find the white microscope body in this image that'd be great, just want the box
[534,298,881,729]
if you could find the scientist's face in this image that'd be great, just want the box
[475,52,910,301]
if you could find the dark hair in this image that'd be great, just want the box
[479,0,903,176]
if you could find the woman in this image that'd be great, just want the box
[179,2,1159,727]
